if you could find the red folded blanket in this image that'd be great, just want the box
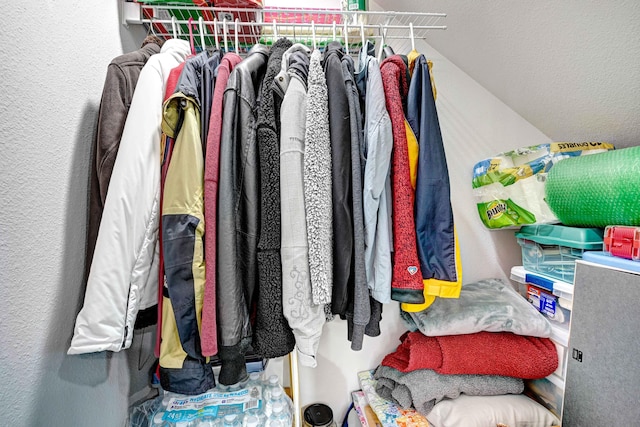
[382,331,558,379]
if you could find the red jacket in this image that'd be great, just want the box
[380,56,424,303]
[201,52,243,357]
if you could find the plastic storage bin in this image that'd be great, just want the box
[510,266,571,380]
[526,373,565,420]
[515,224,604,283]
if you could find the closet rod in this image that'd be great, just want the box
[142,19,447,31]
[122,2,447,32]
[134,5,446,19]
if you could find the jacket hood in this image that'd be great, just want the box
[274,43,311,96]
[176,51,210,106]
[324,40,345,58]
[160,38,191,61]
[256,38,292,129]
[289,50,310,83]
[356,40,375,106]
[281,43,311,76]
[247,43,270,57]
[381,54,409,99]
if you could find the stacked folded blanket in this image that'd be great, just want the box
[374,365,524,415]
[382,331,558,379]
[370,278,560,426]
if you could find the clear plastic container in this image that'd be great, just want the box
[509,266,572,331]
[515,224,603,283]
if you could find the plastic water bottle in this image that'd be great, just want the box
[269,388,284,410]
[222,413,242,427]
[266,375,280,398]
[246,371,262,388]
[266,402,290,427]
[263,374,280,410]
[243,414,262,427]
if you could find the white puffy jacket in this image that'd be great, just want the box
[69,39,190,355]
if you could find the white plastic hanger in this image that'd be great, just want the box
[234,18,240,54]
[311,21,317,51]
[272,19,278,43]
[199,17,206,51]
[223,18,229,53]
[213,18,220,50]
[360,22,365,47]
[343,21,349,55]
[171,16,178,39]
[332,21,337,41]
[409,22,415,51]
[377,24,386,62]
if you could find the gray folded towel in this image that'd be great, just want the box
[374,365,524,414]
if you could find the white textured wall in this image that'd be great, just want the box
[0,2,145,427]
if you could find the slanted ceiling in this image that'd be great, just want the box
[372,0,640,148]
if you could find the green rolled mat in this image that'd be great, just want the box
[545,146,640,227]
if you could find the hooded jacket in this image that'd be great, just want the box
[69,39,191,355]
[323,41,354,316]
[253,38,296,358]
[380,55,425,305]
[277,44,326,367]
[402,54,462,312]
[217,44,269,385]
[160,54,210,394]
[159,50,215,394]
[201,52,243,357]
[86,39,161,292]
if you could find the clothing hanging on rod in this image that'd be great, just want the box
[70,31,461,398]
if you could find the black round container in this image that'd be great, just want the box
[303,403,334,427]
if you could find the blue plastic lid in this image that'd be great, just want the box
[515,224,604,249]
[582,251,640,274]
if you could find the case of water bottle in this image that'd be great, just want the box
[141,372,293,427]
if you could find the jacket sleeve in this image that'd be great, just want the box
[69,62,164,354]
[86,62,131,282]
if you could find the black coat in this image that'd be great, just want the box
[216,44,269,385]
[323,41,354,317]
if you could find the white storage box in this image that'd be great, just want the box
[510,266,574,330]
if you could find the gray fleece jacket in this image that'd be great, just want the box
[277,44,326,368]
[303,49,334,310]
